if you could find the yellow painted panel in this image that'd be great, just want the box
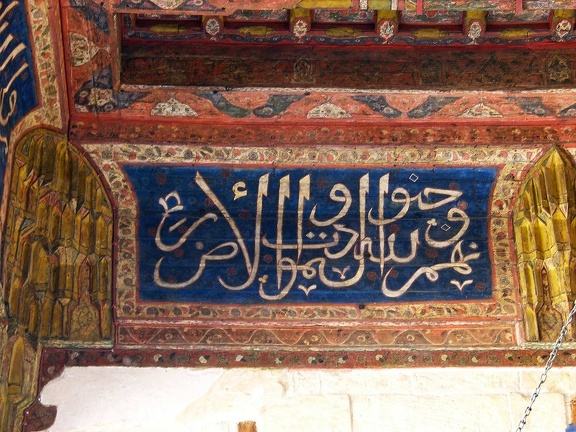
[521,262,537,302]
[40,296,55,338]
[554,9,576,18]
[412,28,448,38]
[465,10,487,20]
[326,26,362,36]
[7,338,24,388]
[296,0,352,8]
[377,9,398,20]
[51,301,63,338]
[533,218,555,255]
[370,0,392,9]
[290,8,312,19]
[238,26,276,36]
[7,276,21,328]
[499,28,532,38]
[524,307,539,342]
[544,262,563,299]
[517,220,535,258]
[552,209,569,244]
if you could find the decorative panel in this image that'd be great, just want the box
[2,130,113,346]
[514,147,576,342]
[226,9,290,21]
[486,10,550,22]
[313,9,375,22]
[83,142,537,350]
[124,165,496,304]
[400,10,463,24]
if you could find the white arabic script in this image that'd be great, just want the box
[0,0,31,147]
[152,171,483,300]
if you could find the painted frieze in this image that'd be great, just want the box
[5,0,576,429]
[82,142,542,349]
[120,45,576,90]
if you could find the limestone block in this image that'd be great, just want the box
[213,369,288,395]
[411,368,521,395]
[178,374,285,425]
[285,370,323,395]
[509,392,568,432]
[317,369,413,395]
[40,367,224,432]
[352,394,511,432]
[261,395,351,432]
[519,367,576,394]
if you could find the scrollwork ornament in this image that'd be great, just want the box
[468,21,482,44]
[380,21,395,44]
[555,19,572,41]
[293,19,308,39]
[205,18,220,39]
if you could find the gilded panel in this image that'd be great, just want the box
[514,147,576,342]
[2,130,113,347]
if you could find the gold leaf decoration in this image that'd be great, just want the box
[514,147,576,342]
[2,130,113,345]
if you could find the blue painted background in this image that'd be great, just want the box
[0,0,38,199]
[124,166,497,304]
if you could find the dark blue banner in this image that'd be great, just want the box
[124,166,497,304]
[0,0,38,194]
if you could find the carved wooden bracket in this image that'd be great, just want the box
[514,147,576,342]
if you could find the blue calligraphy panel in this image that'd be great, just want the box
[0,0,38,196]
[124,166,497,304]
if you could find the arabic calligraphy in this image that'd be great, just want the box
[125,166,496,304]
[0,0,37,146]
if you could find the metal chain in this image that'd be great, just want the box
[515,300,576,432]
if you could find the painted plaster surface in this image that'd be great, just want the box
[4,0,576,429]
[39,366,576,432]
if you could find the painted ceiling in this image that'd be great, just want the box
[0,0,576,430]
[3,2,576,430]
[37,0,575,354]
[3,0,576,354]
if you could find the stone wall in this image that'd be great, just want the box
[40,366,576,432]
